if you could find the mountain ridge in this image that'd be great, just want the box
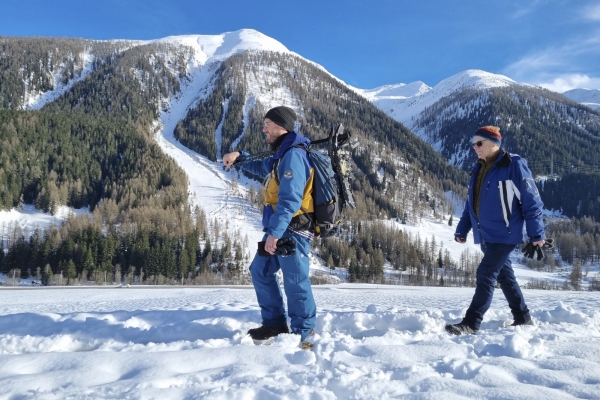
[562,88,600,110]
[358,69,532,127]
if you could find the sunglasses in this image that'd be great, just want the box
[472,140,487,148]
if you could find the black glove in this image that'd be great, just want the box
[257,238,297,257]
[274,238,297,256]
[522,242,537,259]
[522,238,554,261]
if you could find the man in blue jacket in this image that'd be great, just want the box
[446,126,546,335]
[222,106,316,346]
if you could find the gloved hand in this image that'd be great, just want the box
[522,238,554,261]
[257,238,297,257]
[455,236,466,243]
[274,238,297,255]
[522,242,543,260]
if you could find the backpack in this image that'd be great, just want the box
[305,148,346,237]
[282,124,355,238]
[234,124,355,238]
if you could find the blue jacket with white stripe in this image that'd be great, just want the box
[455,149,546,245]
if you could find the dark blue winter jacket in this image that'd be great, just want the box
[455,149,546,245]
[240,131,312,239]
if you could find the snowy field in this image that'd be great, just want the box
[1,286,599,399]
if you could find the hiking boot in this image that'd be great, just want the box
[300,330,315,350]
[445,322,478,335]
[510,319,534,327]
[301,341,314,350]
[247,324,290,340]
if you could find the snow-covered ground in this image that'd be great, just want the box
[0,205,91,242]
[0,286,599,399]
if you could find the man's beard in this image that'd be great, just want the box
[270,132,289,151]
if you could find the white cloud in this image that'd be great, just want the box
[537,74,600,93]
[503,51,561,77]
[500,1,600,92]
[501,33,600,91]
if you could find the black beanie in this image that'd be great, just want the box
[264,106,296,132]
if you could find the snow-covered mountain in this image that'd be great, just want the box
[2,29,469,281]
[562,88,600,110]
[149,30,299,260]
[154,30,291,60]
[358,69,600,174]
[358,70,525,130]
[3,29,327,263]
[18,30,293,112]
[356,70,528,167]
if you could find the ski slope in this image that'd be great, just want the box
[151,29,295,258]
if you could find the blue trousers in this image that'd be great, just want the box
[249,231,316,341]
[464,241,530,330]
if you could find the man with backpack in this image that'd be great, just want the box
[222,106,316,347]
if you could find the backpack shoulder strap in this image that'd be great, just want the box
[273,144,309,184]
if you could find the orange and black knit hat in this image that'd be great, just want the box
[474,126,502,146]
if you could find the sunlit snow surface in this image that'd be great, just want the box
[0,286,599,399]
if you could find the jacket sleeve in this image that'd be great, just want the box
[239,151,270,179]
[266,149,310,238]
[455,198,473,239]
[514,159,546,241]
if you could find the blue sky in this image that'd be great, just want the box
[2,0,600,91]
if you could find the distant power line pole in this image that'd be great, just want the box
[551,153,554,176]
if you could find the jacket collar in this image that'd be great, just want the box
[471,148,511,175]
[495,148,512,167]
[272,131,310,160]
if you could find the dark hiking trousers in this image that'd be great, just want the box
[464,241,530,330]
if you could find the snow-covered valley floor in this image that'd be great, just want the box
[0,286,599,399]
